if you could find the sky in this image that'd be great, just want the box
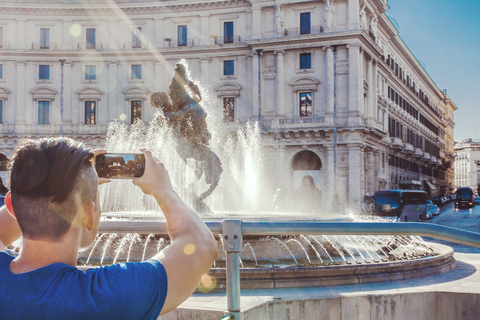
[386,0,480,142]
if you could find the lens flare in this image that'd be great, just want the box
[70,24,82,37]
[198,274,217,293]
[183,243,195,255]
[119,113,127,121]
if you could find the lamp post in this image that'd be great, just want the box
[256,49,263,127]
[332,45,340,210]
[59,59,66,136]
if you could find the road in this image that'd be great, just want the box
[423,200,480,253]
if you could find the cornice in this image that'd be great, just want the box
[0,0,250,15]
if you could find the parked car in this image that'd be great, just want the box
[450,194,456,202]
[426,200,440,217]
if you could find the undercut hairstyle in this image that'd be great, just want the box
[8,138,97,241]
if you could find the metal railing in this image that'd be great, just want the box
[99,220,480,320]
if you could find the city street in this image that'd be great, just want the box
[424,200,480,253]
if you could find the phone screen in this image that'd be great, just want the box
[95,153,145,179]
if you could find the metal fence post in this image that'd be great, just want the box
[222,219,243,320]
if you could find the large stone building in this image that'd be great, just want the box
[0,0,456,207]
[454,139,480,192]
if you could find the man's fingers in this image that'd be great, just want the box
[93,148,107,157]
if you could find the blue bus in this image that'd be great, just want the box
[372,189,427,222]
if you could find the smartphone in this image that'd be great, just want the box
[95,153,145,179]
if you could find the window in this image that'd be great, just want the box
[40,28,50,49]
[86,28,96,49]
[300,13,311,34]
[131,65,142,79]
[0,64,2,79]
[223,60,234,76]
[299,92,312,117]
[39,65,50,80]
[0,27,3,48]
[178,25,187,46]
[131,100,142,123]
[132,27,142,48]
[223,97,234,122]
[85,101,96,124]
[0,100,3,123]
[224,22,234,43]
[300,53,311,69]
[38,101,50,124]
[85,65,96,80]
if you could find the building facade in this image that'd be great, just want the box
[454,139,480,192]
[0,0,456,207]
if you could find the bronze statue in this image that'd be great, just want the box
[150,62,223,207]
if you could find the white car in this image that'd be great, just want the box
[426,200,440,218]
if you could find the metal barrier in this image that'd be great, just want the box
[99,220,480,320]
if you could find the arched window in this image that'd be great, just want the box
[292,150,322,170]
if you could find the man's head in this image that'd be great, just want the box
[8,137,98,242]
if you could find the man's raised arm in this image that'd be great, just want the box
[0,205,21,251]
[132,150,218,315]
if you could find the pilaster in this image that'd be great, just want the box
[109,20,119,49]
[348,0,360,30]
[200,58,211,84]
[200,15,210,46]
[154,62,164,92]
[274,50,285,116]
[347,44,360,125]
[15,62,26,133]
[16,19,26,49]
[108,62,119,122]
[348,145,362,203]
[252,6,262,39]
[324,46,334,124]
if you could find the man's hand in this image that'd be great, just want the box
[93,149,111,185]
[132,149,173,196]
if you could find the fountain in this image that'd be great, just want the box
[72,60,456,294]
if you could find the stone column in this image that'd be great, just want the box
[365,57,375,123]
[15,62,26,133]
[252,51,261,121]
[63,62,73,130]
[348,0,360,31]
[325,47,334,119]
[372,59,378,121]
[16,19,26,49]
[358,47,364,116]
[252,6,262,39]
[373,150,379,192]
[200,58,211,85]
[109,20,118,49]
[154,18,164,48]
[200,15,210,46]
[348,145,361,204]
[347,44,360,124]
[63,19,72,50]
[366,149,374,195]
[326,146,335,203]
[274,50,285,116]
[246,54,254,118]
[108,62,119,122]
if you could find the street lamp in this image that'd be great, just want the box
[59,59,66,136]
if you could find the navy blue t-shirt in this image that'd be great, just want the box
[0,251,168,320]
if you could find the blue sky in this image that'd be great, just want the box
[386,0,480,142]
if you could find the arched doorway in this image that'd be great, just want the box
[291,150,323,213]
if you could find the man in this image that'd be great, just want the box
[0,137,218,319]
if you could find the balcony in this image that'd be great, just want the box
[413,148,423,158]
[31,42,57,50]
[163,38,195,48]
[279,116,324,125]
[423,152,431,161]
[123,42,150,49]
[77,42,104,50]
[213,36,242,45]
[430,156,438,165]
[391,137,403,149]
[437,158,443,166]
[282,26,324,37]
[404,143,414,154]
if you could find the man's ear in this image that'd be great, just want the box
[5,191,15,219]
[81,201,95,231]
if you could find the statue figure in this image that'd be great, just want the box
[370,15,378,36]
[274,4,284,35]
[150,62,223,206]
[323,0,335,30]
[359,4,367,29]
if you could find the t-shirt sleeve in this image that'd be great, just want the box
[82,259,168,320]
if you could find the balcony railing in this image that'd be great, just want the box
[279,116,324,124]
[0,42,10,49]
[283,26,324,37]
[99,219,480,318]
[414,148,423,158]
[391,137,403,148]
[423,152,431,161]
[31,42,57,50]
[163,38,195,48]
[123,41,150,49]
[77,42,104,50]
[214,36,242,45]
[404,143,414,153]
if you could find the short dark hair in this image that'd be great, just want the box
[8,137,96,241]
